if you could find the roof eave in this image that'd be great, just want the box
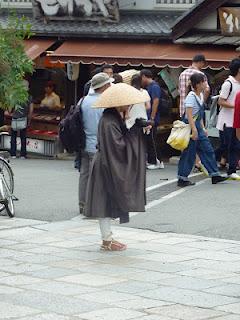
[172,0,227,40]
[31,30,172,41]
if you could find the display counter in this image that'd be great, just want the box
[2,105,65,157]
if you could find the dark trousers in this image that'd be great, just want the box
[178,120,219,180]
[10,129,27,157]
[221,127,240,175]
[215,130,227,162]
[145,127,158,165]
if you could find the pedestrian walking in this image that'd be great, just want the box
[178,54,210,172]
[179,54,210,117]
[177,73,227,187]
[84,83,150,251]
[140,69,164,169]
[10,80,33,159]
[216,58,240,179]
[78,73,113,214]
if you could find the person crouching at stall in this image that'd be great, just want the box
[84,83,150,251]
[177,73,227,187]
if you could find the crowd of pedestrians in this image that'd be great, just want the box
[75,57,240,251]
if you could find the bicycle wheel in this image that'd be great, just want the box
[0,178,14,218]
[0,158,14,213]
[4,196,15,218]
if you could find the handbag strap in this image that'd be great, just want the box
[184,92,202,121]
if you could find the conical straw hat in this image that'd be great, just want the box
[119,69,140,85]
[93,83,150,108]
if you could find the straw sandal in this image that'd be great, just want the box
[101,240,127,251]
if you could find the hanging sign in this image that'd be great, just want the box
[67,63,80,81]
[219,7,240,35]
[159,68,179,99]
[32,0,120,22]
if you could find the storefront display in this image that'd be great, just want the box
[2,101,65,157]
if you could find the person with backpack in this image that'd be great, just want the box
[140,69,164,170]
[78,72,113,214]
[178,54,210,172]
[177,73,227,187]
[216,58,240,180]
[74,64,114,170]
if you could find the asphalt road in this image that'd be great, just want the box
[10,158,79,222]
[8,158,240,241]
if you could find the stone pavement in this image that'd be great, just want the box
[0,216,240,319]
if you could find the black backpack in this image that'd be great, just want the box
[59,98,86,153]
[159,88,172,116]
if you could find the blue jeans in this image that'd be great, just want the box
[178,120,219,181]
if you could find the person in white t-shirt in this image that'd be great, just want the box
[216,58,240,179]
[126,74,151,130]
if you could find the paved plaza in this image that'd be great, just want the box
[0,216,240,319]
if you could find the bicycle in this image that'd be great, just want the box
[0,133,15,218]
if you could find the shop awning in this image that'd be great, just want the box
[24,39,55,60]
[49,40,238,69]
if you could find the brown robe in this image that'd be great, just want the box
[84,108,146,221]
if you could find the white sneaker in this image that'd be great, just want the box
[228,173,240,180]
[147,164,159,170]
[147,160,164,170]
[159,161,165,169]
[156,159,165,169]
[11,156,16,159]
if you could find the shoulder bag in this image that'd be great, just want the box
[167,92,200,151]
[11,117,28,131]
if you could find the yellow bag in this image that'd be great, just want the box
[167,120,191,151]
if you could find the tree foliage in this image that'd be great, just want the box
[0,14,34,110]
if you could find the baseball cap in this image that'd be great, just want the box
[91,72,114,90]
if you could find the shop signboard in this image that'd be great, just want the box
[32,0,120,22]
[219,7,240,35]
[159,68,179,99]
[1,135,57,156]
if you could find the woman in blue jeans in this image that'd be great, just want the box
[178,73,227,187]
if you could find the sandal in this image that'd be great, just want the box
[101,240,127,251]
